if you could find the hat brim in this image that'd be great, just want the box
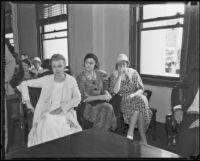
[33,60,41,63]
[116,60,129,64]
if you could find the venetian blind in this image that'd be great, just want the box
[39,4,67,25]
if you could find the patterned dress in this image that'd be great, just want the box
[76,70,117,131]
[109,68,152,131]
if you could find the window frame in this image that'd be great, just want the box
[130,3,187,87]
[36,4,69,67]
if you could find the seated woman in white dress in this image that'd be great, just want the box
[19,54,82,147]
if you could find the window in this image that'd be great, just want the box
[5,2,14,46]
[131,3,186,85]
[38,4,68,65]
[5,33,14,46]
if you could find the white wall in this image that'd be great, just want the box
[17,4,38,59]
[92,4,130,75]
[68,4,94,77]
[68,4,129,76]
[145,85,172,123]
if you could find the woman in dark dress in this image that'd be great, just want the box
[76,53,117,131]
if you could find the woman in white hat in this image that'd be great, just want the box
[32,57,43,75]
[109,53,152,144]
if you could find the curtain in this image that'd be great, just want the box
[181,2,199,111]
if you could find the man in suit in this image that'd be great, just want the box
[172,86,199,158]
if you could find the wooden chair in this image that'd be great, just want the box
[75,90,157,141]
[5,93,23,152]
[165,85,181,147]
[21,87,41,142]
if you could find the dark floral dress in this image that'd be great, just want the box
[109,68,152,131]
[76,70,117,131]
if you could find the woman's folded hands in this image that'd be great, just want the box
[83,90,112,102]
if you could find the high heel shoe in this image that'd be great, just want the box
[127,135,133,140]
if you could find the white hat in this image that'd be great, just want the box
[33,57,41,63]
[117,53,129,63]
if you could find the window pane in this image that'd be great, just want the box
[140,28,183,77]
[5,33,13,39]
[44,21,67,32]
[44,31,67,39]
[143,4,185,19]
[143,18,183,28]
[9,39,14,44]
[5,33,14,46]
[43,38,68,66]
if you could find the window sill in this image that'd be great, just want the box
[141,74,181,87]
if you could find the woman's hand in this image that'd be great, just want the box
[174,109,183,124]
[117,68,124,77]
[104,90,112,101]
[129,93,136,99]
[83,94,109,102]
[83,96,92,103]
[26,100,35,113]
[49,107,63,115]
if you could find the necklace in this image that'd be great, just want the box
[85,70,96,80]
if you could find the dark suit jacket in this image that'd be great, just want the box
[171,85,198,114]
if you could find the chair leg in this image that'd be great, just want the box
[19,103,26,145]
[116,116,123,134]
[152,113,157,141]
[166,114,174,146]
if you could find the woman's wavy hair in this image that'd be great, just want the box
[84,53,100,70]
[22,58,32,67]
[41,59,52,70]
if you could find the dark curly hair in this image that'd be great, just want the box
[22,58,32,67]
[84,53,100,70]
[41,59,52,70]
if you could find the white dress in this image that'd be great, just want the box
[28,81,82,147]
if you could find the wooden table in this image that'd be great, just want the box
[6,128,180,158]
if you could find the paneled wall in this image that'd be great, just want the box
[92,4,130,75]
[17,4,38,59]
[68,4,129,77]
[68,4,94,77]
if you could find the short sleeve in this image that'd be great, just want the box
[132,69,144,91]
[76,73,87,100]
[108,72,117,95]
